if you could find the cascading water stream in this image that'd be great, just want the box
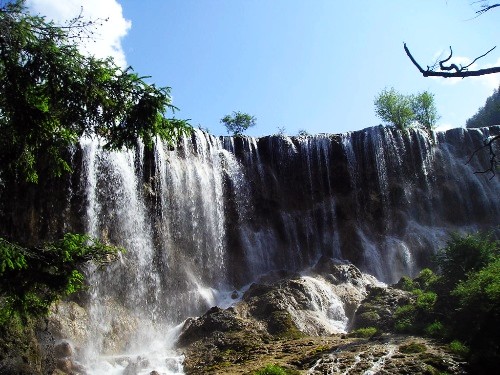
[50,126,499,374]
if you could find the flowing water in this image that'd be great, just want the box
[57,126,500,373]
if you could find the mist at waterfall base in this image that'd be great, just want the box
[47,126,500,373]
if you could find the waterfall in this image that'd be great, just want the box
[33,125,499,373]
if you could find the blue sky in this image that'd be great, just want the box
[28,0,500,136]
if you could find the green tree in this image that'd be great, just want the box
[221,111,256,136]
[434,232,499,287]
[466,84,500,128]
[374,88,440,131]
[411,91,439,130]
[374,87,414,130]
[0,0,191,183]
[0,234,121,324]
[0,0,191,324]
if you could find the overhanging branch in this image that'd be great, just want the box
[476,3,500,15]
[404,43,500,78]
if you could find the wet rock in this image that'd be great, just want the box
[48,301,90,348]
[177,306,258,347]
[54,341,73,358]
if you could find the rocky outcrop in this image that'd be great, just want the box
[178,261,376,343]
[177,260,470,374]
[48,298,139,356]
[352,285,414,332]
[177,261,383,373]
[181,326,467,374]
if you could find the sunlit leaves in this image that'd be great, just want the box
[0,1,191,183]
[374,87,439,131]
[0,233,122,324]
[220,111,256,136]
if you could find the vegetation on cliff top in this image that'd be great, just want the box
[220,111,256,136]
[374,87,439,131]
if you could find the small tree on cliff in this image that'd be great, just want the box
[374,88,439,131]
[411,91,440,130]
[0,0,191,324]
[221,111,256,136]
[374,88,414,130]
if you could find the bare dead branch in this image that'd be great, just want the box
[463,46,496,69]
[476,3,500,15]
[404,43,500,78]
[466,134,499,179]
[439,47,462,72]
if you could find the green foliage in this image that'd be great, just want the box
[220,111,256,136]
[374,87,414,130]
[0,1,191,182]
[0,233,122,325]
[349,326,378,338]
[434,232,499,287]
[398,276,416,291]
[449,340,469,357]
[0,238,28,274]
[374,87,439,131]
[393,232,499,370]
[411,91,440,130]
[394,304,417,332]
[424,321,445,338]
[453,257,500,309]
[466,84,500,128]
[399,341,427,354]
[414,268,439,290]
[253,364,298,375]
[416,291,437,312]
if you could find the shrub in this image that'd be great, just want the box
[396,275,417,292]
[0,234,121,325]
[374,88,439,131]
[449,340,469,357]
[394,304,417,332]
[399,341,427,354]
[349,327,378,338]
[416,291,437,312]
[434,232,499,287]
[424,321,445,338]
[414,268,439,290]
[297,129,310,137]
[253,364,298,375]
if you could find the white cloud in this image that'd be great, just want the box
[26,0,131,68]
